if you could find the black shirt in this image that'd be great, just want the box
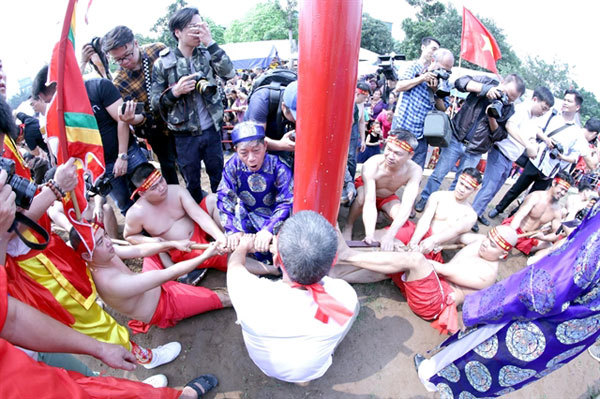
[84,78,131,164]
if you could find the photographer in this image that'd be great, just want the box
[151,7,234,203]
[490,89,590,218]
[415,73,525,212]
[99,25,180,186]
[84,77,147,215]
[391,44,454,169]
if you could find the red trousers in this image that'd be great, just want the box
[129,255,223,334]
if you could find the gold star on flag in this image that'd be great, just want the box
[481,34,493,54]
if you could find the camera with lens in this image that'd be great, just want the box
[549,142,564,159]
[430,68,452,97]
[486,91,510,119]
[0,157,37,209]
[87,175,113,197]
[192,72,217,97]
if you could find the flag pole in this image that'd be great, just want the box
[56,0,81,220]
[451,56,462,119]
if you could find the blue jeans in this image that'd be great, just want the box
[347,123,359,179]
[419,135,481,202]
[105,144,147,215]
[471,146,512,216]
[412,137,429,169]
[174,126,224,203]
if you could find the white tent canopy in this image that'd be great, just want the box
[221,40,381,70]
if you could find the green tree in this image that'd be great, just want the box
[398,1,521,74]
[361,13,396,55]
[149,0,226,47]
[518,56,572,96]
[224,0,297,43]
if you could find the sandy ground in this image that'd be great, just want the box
[78,170,600,399]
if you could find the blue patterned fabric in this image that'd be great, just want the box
[217,153,293,235]
[425,202,600,398]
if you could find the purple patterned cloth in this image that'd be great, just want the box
[421,203,600,398]
[217,153,293,235]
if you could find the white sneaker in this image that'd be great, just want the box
[588,344,600,362]
[142,374,168,388]
[142,342,182,369]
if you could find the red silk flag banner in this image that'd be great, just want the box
[46,0,105,256]
[460,7,502,74]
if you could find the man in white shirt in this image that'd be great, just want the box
[227,211,359,383]
[490,89,589,218]
[472,87,554,230]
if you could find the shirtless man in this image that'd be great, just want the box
[333,225,517,334]
[71,225,230,335]
[124,163,228,274]
[124,163,276,277]
[528,181,597,264]
[501,170,573,255]
[342,129,423,251]
[565,182,598,221]
[402,167,481,261]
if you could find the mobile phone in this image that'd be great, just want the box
[121,102,144,115]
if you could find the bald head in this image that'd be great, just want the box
[494,225,518,248]
[433,48,454,71]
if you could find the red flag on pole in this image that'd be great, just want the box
[46,0,106,256]
[460,7,502,73]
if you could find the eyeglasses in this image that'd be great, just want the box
[111,44,135,64]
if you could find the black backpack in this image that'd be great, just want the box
[249,69,297,141]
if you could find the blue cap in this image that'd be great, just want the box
[231,122,266,145]
[282,81,298,120]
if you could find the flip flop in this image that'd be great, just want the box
[177,268,208,286]
[185,374,218,397]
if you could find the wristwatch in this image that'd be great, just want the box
[118,153,128,161]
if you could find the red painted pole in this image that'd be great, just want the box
[293,0,363,225]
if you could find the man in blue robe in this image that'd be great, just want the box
[417,202,600,398]
[217,122,293,261]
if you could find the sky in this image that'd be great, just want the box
[0,0,596,98]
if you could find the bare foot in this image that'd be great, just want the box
[214,288,232,308]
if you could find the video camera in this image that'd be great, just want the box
[0,157,37,209]
[376,54,406,82]
[486,91,510,119]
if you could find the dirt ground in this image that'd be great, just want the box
[79,170,600,399]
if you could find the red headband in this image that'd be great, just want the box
[387,136,414,153]
[459,174,480,189]
[74,220,103,257]
[554,177,571,190]
[130,170,162,200]
[276,253,353,325]
[489,227,512,252]
[356,88,369,96]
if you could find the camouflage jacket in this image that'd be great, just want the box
[150,43,234,134]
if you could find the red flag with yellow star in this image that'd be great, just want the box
[460,7,502,73]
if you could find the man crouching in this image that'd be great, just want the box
[227,211,359,383]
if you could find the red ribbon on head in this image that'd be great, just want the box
[74,220,103,257]
[130,169,162,200]
[356,88,369,96]
[459,173,480,189]
[554,177,571,190]
[276,253,353,325]
[387,136,414,153]
[489,227,512,252]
